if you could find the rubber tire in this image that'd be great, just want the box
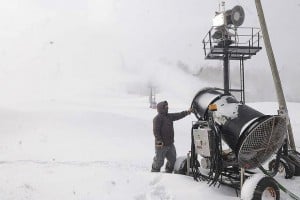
[174,157,187,175]
[252,176,280,200]
[294,164,300,176]
[268,158,295,179]
[288,153,300,176]
[174,157,200,175]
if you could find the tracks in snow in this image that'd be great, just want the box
[0,160,149,171]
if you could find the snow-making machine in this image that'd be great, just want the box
[174,3,300,200]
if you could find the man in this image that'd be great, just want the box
[151,100,192,173]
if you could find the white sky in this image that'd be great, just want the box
[0,0,299,105]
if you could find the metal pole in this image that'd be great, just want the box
[255,0,296,150]
[186,151,191,176]
[224,45,230,95]
[240,167,245,198]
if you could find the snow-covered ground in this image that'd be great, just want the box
[0,1,299,199]
[0,95,299,200]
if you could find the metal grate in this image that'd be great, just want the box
[202,26,262,60]
[237,116,287,169]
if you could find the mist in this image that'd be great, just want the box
[0,0,299,108]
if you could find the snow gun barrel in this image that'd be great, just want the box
[191,88,287,169]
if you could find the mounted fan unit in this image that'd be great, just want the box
[213,5,245,27]
[225,5,245,27]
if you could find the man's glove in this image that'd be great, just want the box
[187,107,194,114]
[155,141,164,148]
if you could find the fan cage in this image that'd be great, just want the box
[237,116,287,169]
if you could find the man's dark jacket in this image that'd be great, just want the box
[153,101,189,146]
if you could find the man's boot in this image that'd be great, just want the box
[165,162,173,173]
[151,164,160,172]
[165,167,173,173]
[151,168,160,172]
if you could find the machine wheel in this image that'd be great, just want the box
[268,158,295,179]
[288,151,300,176]
[293,163,300,176]
[253,176,280,200]
[174,156,188,175]
[173,156,200,175]
[241,175,280,200]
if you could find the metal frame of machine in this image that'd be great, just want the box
[174,3,300,200]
